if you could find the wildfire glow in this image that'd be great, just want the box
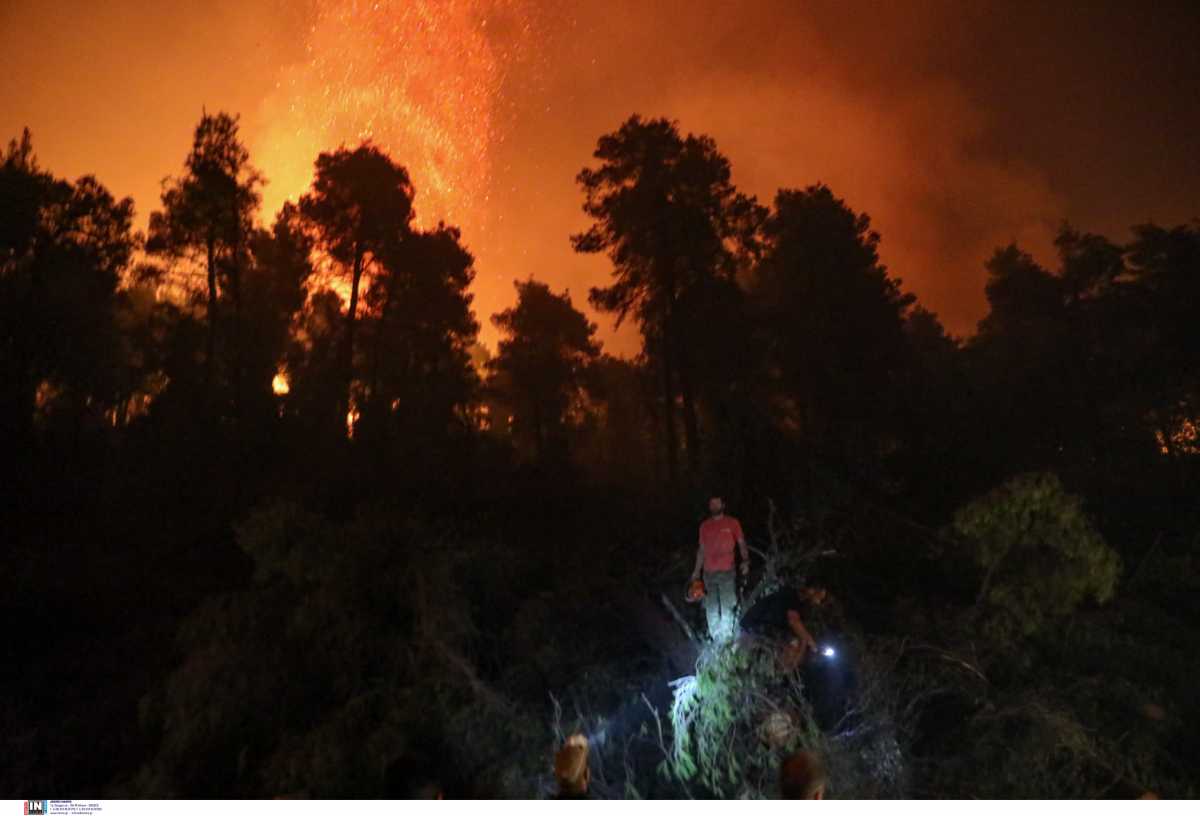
[254,0,532,233]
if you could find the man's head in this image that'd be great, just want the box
[708,496,725,518]
[554,734,590,796]
[780,750,828,799]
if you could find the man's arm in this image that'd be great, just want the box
[787,609,819,650]
[690,539,705,580]
[736,521,750,574]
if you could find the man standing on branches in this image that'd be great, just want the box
[690,496,750,641]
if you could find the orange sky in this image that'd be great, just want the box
[3,0,1197,356]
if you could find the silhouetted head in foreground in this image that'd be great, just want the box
[780,750,828,799]
[554,734,591,798]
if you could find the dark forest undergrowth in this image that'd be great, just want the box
[6,465,1198,799]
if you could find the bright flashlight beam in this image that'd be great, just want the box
[822,646,836,658]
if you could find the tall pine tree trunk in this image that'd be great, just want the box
[230,251,243,426]
[341,247,364,434]
[204,236,218,399]
[229,242,245,510]
[680,364,700,476]
[661,268,680,483]
[365,264,403,452]
[369,261,402,407]
[661,343,679,484]
[533,399,545,463]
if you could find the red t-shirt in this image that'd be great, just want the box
[700,515,745,573]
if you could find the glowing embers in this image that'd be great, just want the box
[254,0,531,231]
[1156,415,1199,456]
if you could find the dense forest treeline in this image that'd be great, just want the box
[2,111,1197,798]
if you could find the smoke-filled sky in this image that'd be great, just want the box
[3,0,1197,354]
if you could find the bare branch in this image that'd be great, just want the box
[660,593,700,643]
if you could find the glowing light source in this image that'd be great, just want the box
[272,371,291,395]
[822,646,836,658]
